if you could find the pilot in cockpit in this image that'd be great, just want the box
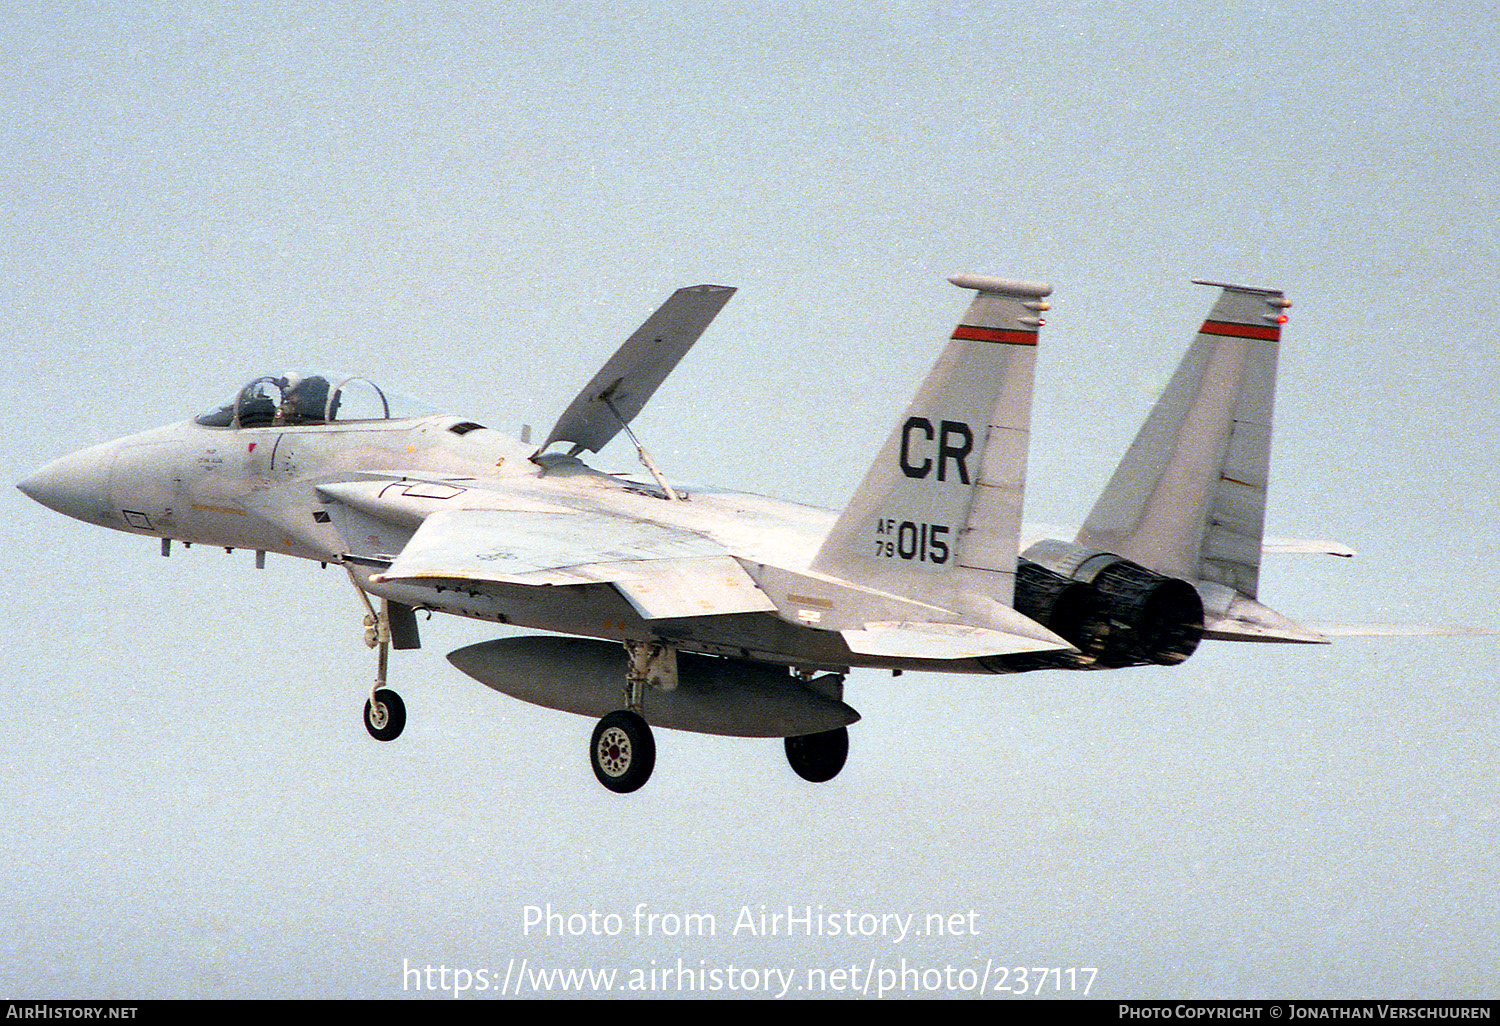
[280,374,336,425]
[195,370,406,428]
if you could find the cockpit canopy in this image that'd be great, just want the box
[195,370,433,428]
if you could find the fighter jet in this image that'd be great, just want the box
[18,275,1337,792]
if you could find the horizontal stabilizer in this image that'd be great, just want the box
[1306,623,1500,637]
[1203,618,1329,645]
[541,284,736,455]
[1207,618,1499,641]
[1024,525,1356,559]
[1198,587,1328,644]
[449,636,858,737]
[1262,536,1356,557]
[841,619,1074,660]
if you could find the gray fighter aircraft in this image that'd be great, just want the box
[18,275,1339,792]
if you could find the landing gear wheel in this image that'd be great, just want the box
[364,688,406,742]
[590,710,656,793]
[785,727,848,782]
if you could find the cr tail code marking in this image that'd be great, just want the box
[900,418,973,483]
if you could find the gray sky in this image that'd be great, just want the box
[3,0,1496,999]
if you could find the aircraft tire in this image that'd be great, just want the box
[363,688,406,742]
[590,710,655,793]
[784,726,848,783]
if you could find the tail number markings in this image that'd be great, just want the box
[874,519,950,564]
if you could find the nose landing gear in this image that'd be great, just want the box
[364,687,406,742]
[347,565,420,743]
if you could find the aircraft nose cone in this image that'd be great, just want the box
[17,445,115,527]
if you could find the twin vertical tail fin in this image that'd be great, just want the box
[810,275,1052,628]
[811,276,1314,658]
[1062,282,1323,645]
[1074,282,1291,598]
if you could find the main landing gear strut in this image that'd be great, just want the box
[589,640,669,793]
[586,642,852,793]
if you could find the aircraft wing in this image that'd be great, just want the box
[364,509,1069,657]
[540,284,736,456]
[372,508,777,620]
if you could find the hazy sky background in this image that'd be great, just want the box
[3,0,1497,999]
